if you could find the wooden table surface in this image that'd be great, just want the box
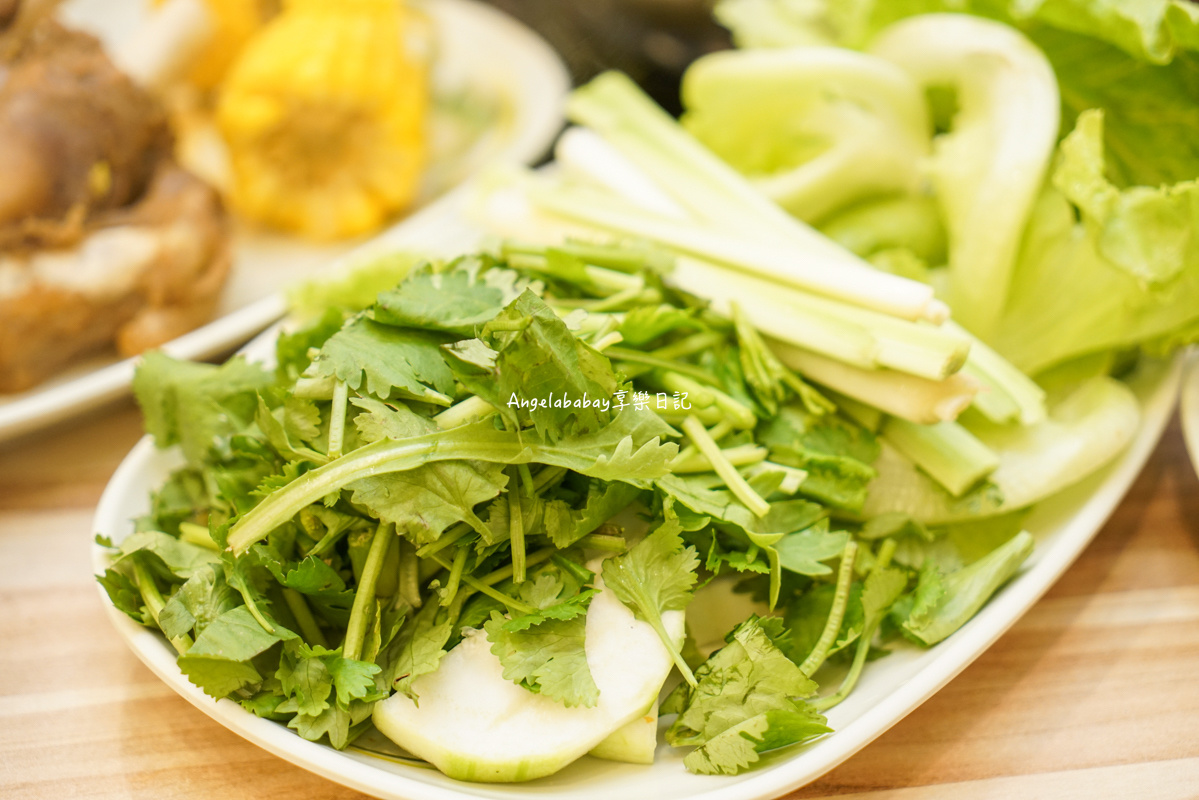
[2,398,1198,800]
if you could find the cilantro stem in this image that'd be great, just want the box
[517,463,536,497]
[415,523,470,558]
[344,522,394,661]
[178,522,219,551]
[240,580,277,634]
[282,588,328,648]
[433,396,495,429]
[554,285,659,313]
[671,443,768,473]
[509,485,527,584]
[591,331,624,352]
[811,624,873,713]
[766,546,782,610]
[605,347,715,383]
[681,416,770,517]
[619,332,729,381]
[652,331,728,361]
[398,538,422,610]
[800,541,858,677]
[702,420,734,445]
[327,381,349,459]
[578,532,627,552]
[662,372,756,430]
[439,546,468,608]
[875,538,897,572]
[477,547,556,588]
[657,406,724,427]
[429,553,536,615]
[132,557,192,654]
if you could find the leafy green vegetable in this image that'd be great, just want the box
[602,522,700,685]
[902,530,1034,644]
[663,616,828,773]
[387,601,455,700]
[773,523,849,577]
[348,460,508,544]
[684,706,832,775]
[446,290,619,440]
[373,258,532,336]
[103,207,1098,780]
[178,606,296,696]
[286,252,420,320]
[133,353,274,465]
[484,612,598,708]
[994,111,1199,373]
[313,317,457,405]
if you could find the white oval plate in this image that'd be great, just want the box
[0,0,568,443]
[92,331,1182,799]
[1178,349,1199,477]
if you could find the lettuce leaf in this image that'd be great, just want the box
[993,110,1199,373]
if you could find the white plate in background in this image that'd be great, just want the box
[0,0,568,442]
[91,326,1182,800]
[1177,349,1199,476]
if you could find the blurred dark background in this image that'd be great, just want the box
[481,0,731,113]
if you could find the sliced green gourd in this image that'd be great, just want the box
[372,577,684,782]
[589,700,659,765]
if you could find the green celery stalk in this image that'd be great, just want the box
[881,418,1000,497]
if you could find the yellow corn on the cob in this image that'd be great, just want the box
[216,0,428,239]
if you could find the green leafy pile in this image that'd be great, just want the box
[99,244,1034,777]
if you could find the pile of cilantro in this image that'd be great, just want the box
[97,242,1032,777]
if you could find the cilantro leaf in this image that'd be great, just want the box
[542,480,643,548]
[759,406,880,512]
[445,290,619,441]
[278,644,334,716]
[96,568,147,625]
[178,606,296,697]
[484,612,599,708]
[373,259,532,336]
[313,316,456,404]
[683,706,831,775]
[502,563,599,631]
[277,642,382,718]
[348,459,509,544]
[133,352,275,464]
[658,474,826,549]
[773,523,850,577]
[255,396,325,464]
[158,563,238,640]
[903,531,1034,645]
[275,308,345,381]
[665,616,819,749]
[617,304,702,346]
[350,396,434,442]
[386,600,455,699]
[115,531,220,580]
[602,522,699,685]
